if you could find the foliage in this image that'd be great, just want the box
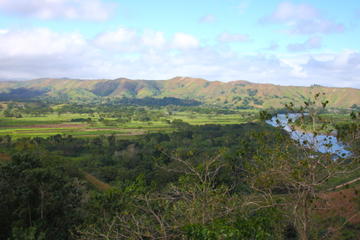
[245,94,360,240]
[185,208,284,240]
[0,152,84,239]
[1,77,360,108]
[0,88,48,101]
[0,92,359,239]
[259,110,272,120]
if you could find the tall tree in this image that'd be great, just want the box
[0,152,84,239]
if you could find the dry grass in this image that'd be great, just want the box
[0,152,11,162]
[5,123,88,129]
[318,185,360,224]
[82,171,111,191]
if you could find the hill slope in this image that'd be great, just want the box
[0,77,359,108]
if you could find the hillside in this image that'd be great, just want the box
[0,77,359,108]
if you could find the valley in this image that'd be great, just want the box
[0,78,359,240]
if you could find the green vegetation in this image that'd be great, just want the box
[0,102,257,139]
[0,91,359,239]
[1,77,359,108]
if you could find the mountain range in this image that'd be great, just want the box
[0,77,359,108]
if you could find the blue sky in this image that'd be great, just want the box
[0,0,359,88]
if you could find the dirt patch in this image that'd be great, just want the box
[318,186,360,224]
[79,132,146,138]
[9,123,88,129]
[115,131,146,136]
[126,131,146,135]
[0,153,11,161]
[83,128,146,134]
[82,171,111,191]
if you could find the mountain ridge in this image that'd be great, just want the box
[0,77,359,108]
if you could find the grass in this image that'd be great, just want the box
[0,111,257,139]
[81,170,112,191]
[293,113,353,134]
[322,168,360,191]
[0,113,87,126]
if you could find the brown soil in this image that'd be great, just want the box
[80,132,145,138]
[82,171,111,191]
[81,129,146,135]
[318,186,360,224]
[15,123,88,129]
[0,153,11,161]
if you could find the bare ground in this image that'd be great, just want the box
[0,153,11,161]
[11,123,88,129]
[318,185,360,224]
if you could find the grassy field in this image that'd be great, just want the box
[294,112,355,134]
[0,111,257,139]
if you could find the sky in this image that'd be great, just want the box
[0,0,359,88]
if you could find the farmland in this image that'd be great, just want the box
[0,108,258,138]
[0,96,359,240]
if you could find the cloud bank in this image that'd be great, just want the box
[0,27,358,88]
[217,33,251,43]
[0,0,114,21]
[263,1,344,35]
[287,37,322,52]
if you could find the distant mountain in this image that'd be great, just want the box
[0,77,359,108]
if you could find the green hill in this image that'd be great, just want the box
[0,77,359,108]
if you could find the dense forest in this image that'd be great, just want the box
[0,93,359,240]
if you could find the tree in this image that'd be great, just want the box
[0,152,84,239]
[77,155,235,239]
[336,111,360,156]
[303,92,328,132]
[351,104,358,110]
[245,96,360,240]
[171,119,190,129]
[77,152,286,239]
[259,110,272,121]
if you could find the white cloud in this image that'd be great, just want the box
[263,2,344,35]
[0,28,86,57]
[301,52,360,87]
[217,32,251,43]
[270,2,317,21]
[0,28,359,89]
[94,29,199,51]
[280,58,307,78]
[287,36,322,52]
[172,33,199,49]
[141,30,166,49]
[0,28,95,79]
[0,0,115,21]
[93,28,138,52]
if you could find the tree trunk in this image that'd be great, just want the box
[40,189,44,219]
[295,196,310,240]
[298,229,308,240]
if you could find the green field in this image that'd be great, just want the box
[293,112,356,134]
[0,111,257,138]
